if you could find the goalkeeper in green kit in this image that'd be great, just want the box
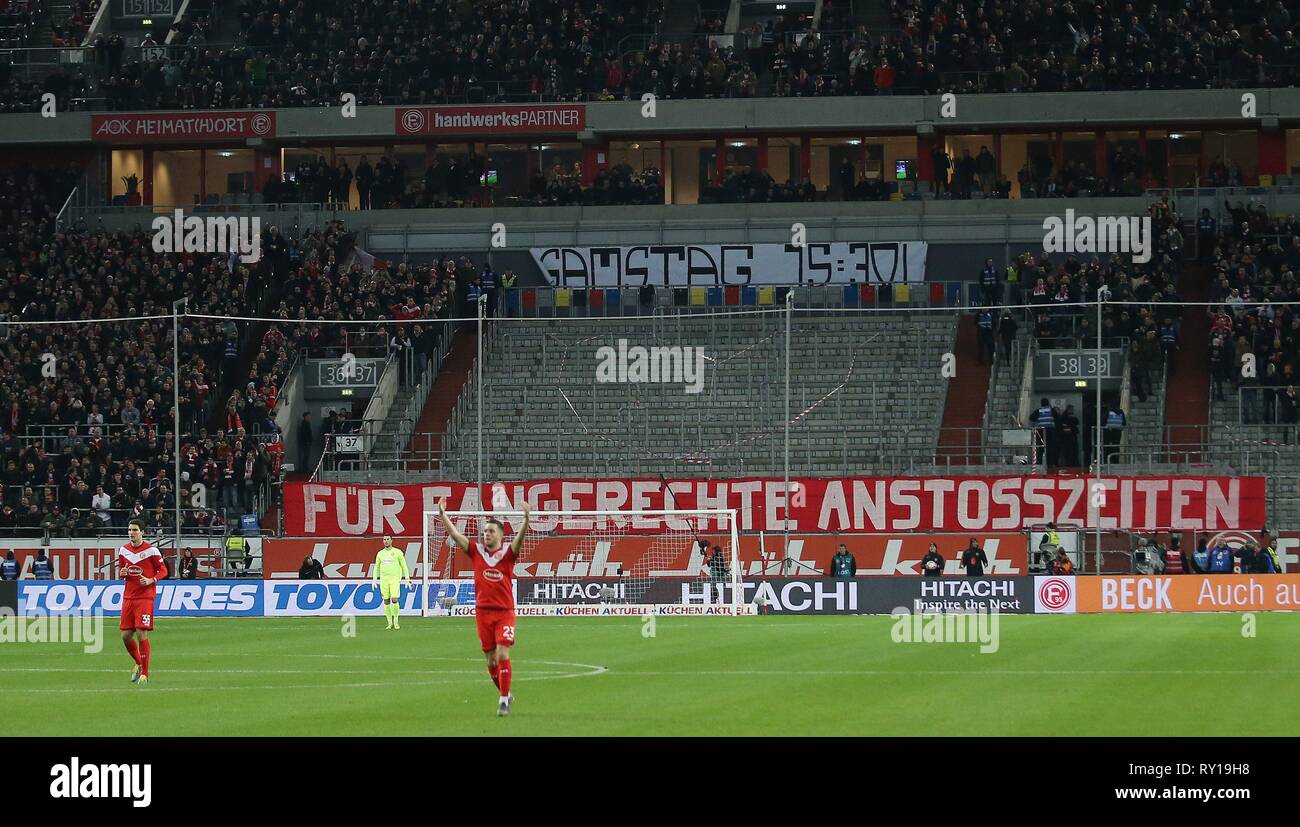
[372,535,412,630]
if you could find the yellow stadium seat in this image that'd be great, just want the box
[690,287,707,306]
[757,286,775,305]
[894,284,911,302]
[555,288,571,308]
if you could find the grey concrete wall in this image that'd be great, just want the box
[1,88,1295,147]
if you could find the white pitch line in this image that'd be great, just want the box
[0,659,608,694]
[604,668,1300,676]
[7,668,522,675]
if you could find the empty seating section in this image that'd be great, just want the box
[442,313,957,478]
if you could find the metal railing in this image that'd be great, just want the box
[1236,386,1300,428]
[62,201,350,232]
[1149,185,1300,230]
[499,281,979,318]
[0,506,243,540]
[21,421,147,442]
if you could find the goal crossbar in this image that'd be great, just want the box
[420,508,750,616]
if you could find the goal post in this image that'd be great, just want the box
[420,509,752,617]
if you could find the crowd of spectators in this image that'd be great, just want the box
[1206,202,1300,424]
[0,162,82,248]
[878,0,1300,94]
[1009,202,1187,394]
[532,161,665,206]
[257,251,461,389]
[0,0,42,49]
[700,165,818,203]
[5,0,1300,112]
[928,142,1150,201]
[265,154,673,209]
[50,1,100,48]
[0,169,363,535]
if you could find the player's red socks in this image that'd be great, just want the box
[488,661,500,689]
[140,639,151,677]
[124,639,141,665]
[497,659,512,697]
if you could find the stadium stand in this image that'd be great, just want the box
[0,172,364,535]
[1205,207,1300,453]
[0,0,1297,552]
[0,0,43,48]
[5,0,1299,111]
[432,308,958,479]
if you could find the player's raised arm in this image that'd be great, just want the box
[509,502,531,557]
[437,497,470,552]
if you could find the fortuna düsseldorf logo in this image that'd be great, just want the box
[402,109,426,132]
[1038,577,1072,610]
[251,114,272,135]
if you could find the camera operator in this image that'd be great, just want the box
[1134,537,1165,575]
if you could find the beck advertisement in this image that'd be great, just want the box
[284,476,1266,537]
[261,534,1030,580]
[1074,574,1300,613]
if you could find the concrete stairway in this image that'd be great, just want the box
[981,326,1033,464]
[935,314,991,465]
[367,383,419,459]
[1122,369,1166,466]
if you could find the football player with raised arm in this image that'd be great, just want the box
[437,498,530,717]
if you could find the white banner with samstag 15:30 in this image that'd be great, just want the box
[530,242,928,287]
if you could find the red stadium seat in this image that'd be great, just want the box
[522,288,537,310]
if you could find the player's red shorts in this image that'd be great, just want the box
[476,607,516,652]
[119,598,156,631]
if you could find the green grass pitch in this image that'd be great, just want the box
[2,613,1298,736]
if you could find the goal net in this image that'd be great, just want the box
[420,509,753,616]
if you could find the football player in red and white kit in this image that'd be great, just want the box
[437,498,530,717]
[119,517,168,685]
